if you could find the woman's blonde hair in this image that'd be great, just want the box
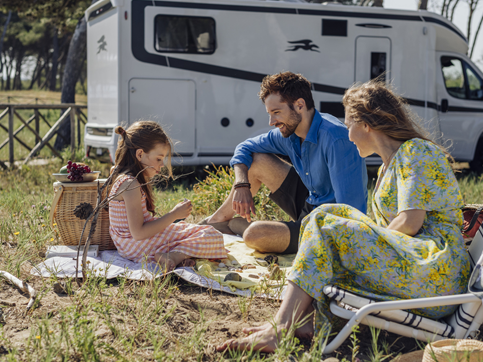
[342,80,434,142]
[111,120,173,214]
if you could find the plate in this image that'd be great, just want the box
[52,171,101,183]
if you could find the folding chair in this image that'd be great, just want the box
[321,227,483,354]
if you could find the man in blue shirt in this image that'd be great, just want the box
[201,72,367,254]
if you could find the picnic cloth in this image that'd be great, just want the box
[30,234,294,299]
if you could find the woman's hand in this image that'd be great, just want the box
[387,209,426,236]
[170,199,193,220]
[232,187,256,222]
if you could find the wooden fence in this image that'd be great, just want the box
[0,104,87,169]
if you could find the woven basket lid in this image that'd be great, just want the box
[391,350,424,362]
[422,339,483,362]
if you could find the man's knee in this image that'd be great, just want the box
[242,222,265,249]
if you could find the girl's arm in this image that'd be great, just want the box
[123,179,192,241]
[386,209,426,236]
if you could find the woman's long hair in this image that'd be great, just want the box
[111,120,173,214]
[342,80,450,156]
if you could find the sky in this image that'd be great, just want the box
[385,0,483,66]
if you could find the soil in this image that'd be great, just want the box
[0,273,436,361]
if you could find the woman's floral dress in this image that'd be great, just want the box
[289,138,471,333]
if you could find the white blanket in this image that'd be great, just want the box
[31,234,288,299]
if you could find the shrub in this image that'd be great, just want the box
[191,165,289,221]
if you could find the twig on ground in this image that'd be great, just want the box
[0,271,36,311]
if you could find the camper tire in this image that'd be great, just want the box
[469,137,483,174]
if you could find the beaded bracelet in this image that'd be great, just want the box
[234,182,251,189]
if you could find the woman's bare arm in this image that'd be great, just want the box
[386,209,426,236]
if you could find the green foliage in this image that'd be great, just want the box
[191,165,289,221]
[1,1,92,34]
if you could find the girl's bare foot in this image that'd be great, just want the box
[154,252,178,272]
[216,324,279,353]
[179,258,196,267]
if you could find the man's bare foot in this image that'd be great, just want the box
[216,324,279,353]
[178,258,196,267]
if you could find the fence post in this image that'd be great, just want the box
[70,107,76,154]
[8,106,14,167]
[76,107,81,147]
[34,109,40,142]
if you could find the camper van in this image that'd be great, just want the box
[84,0,483,171]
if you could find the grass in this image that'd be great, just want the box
[1,148,483,360]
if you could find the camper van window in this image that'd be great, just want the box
[155,15,215,54]
[371,53,386,81]
[441,57,466,99]
[465,65,483,100]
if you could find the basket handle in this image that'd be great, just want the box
[49,185,64,228]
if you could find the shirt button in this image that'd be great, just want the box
[306,172,309,175]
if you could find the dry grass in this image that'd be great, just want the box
[0,90,87,105]
[0,155,483,360]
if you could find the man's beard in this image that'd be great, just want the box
[278,109,302,138]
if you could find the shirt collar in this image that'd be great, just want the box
[304,110,322,144]
[289,110,321,144]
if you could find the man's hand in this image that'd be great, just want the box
[232,187,256,222]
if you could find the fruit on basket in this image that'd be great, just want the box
[66,161,92,181]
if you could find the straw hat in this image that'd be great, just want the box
[391,339,483,362]
[423,339,483,362]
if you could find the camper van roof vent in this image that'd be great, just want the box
[355,23,392,29]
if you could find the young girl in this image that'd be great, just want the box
[108,121,227,271]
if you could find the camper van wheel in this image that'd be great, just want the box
[469,137,483,174]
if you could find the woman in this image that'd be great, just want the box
[217,81,471,353]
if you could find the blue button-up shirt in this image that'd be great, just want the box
[230,110,368,213]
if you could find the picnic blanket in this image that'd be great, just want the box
[31,234,295,299]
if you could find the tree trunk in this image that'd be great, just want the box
[418,0,428,10]
[54,15,89,150]
[470,14,483,58]
[372,0,383,7]
[50,27,59,91]
[0,11,12,74]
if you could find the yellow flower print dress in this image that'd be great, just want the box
[289,138,470,333]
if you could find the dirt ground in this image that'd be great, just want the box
[1,273,430,361]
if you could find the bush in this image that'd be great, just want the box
[191,165,289,221]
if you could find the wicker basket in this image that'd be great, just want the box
[49,179,116,250]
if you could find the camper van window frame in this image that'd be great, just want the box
[441,56,483,102]
[464,63,483,101]
[154,15,216,55]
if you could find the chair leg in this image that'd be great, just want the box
[322,294,480,354]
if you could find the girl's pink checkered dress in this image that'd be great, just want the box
[109,174,227,262]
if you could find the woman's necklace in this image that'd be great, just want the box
[375,147,400,193]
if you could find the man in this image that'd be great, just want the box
[202,71,367,254]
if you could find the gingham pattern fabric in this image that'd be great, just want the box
[109,174,227,262]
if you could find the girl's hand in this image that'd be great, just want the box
[170,199,193,220]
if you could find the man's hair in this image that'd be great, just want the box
[258,72,315,110]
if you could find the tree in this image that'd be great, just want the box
[419,0,429,10]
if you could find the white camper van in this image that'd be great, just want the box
[84,0,483,170]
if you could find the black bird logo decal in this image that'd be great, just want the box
[97,35,107,54]
[286,39,320,52]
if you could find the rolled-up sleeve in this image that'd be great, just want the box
[326,138,368,213]
[230,130,288,168]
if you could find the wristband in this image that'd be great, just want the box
[234,182,251,189]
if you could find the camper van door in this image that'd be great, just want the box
[128,78,196,156]
[355,36,391,83]
[437,52,483,162]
